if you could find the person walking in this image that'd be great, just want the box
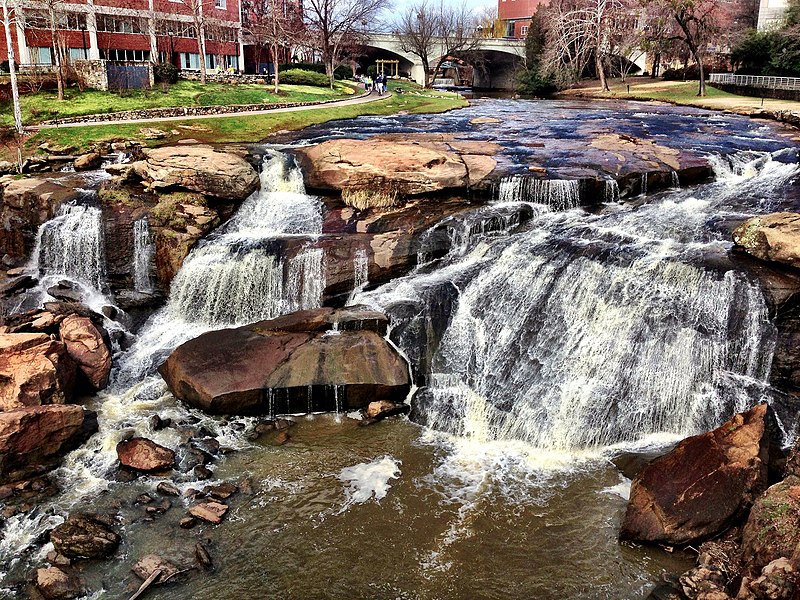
[376,73,383,96]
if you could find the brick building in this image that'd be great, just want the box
[498,0,547,39]
[0,0,243,71]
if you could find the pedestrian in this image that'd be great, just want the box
[365,75,372,92]
[382,73,388,94]
[376,73,383,96]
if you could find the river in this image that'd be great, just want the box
[1,98,799,599]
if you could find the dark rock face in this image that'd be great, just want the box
[116,438,175,472]
[159,307,410,415]
[620,404,780,546]
[0,405,94,484]
[50,514,120,559]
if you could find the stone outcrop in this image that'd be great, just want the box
[35,566,83,600]
[117,438,176,472]
[131,146,259,201]
[734,213,800,270]
[0,333,76,411]
[294,134,500,196]
[620,404,779,545]
[59,316,111,391]
[159,306,410,415]
[0,176,80,260]
[50,514,121,559]
[73,153,101,171]
[0,405,93,484]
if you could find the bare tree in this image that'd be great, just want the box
[1,0,24,170]
[396,0,481,87]
[171,0,210,83]
[243,0,303,92]
[304,0,388,89]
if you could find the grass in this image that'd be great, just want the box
[0,80,356,126]
[26,81,467,153]
[561,77,800,116]
[341,187,400,211]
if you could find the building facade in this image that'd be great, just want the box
[0,0,243,71]
[758,0,788,29]
[497,0,546,39]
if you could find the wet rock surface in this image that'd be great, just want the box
[49,514,120,559]
[58,315,111,391]
[620,404,781,545]
[734,213,800,270]
[160,306,410,415]
[117,438,176,472]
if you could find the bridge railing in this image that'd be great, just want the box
[709,73,800,91]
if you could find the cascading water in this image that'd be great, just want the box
[30,202,105,289]
[358,150,796,453]
[132,217,154,293]
[497,176,581,210]
[604,179,620,203]
[352,248,369,295]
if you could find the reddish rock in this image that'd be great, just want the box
[620,404,779,545]
[0,405,89,484]
[131,554,179,583]
[35,566,82,600]
[72,153,101,171]
[116,438,175,472]
[0,333,76,411]
[188,501,228,524]
[59,315,111,390]
[159,307,410,415]
[733,213,800,270]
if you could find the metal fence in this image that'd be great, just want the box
[709,73,800,91]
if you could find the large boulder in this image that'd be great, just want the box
[116,437,175,472]
[294,134,500,196]
[159,306,410,415]
[59,315,111,390]
[132,146,259,201]
[35,566,83,600]
[733,213,800,270]
[620,404,780,545]
[0,333,76,411]
[0,405,93,484]
[49,514,120,559]
[740,475,800,577]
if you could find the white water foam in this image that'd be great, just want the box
[338,456,401,508]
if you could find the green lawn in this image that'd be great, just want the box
[28,81,467,152]
[0,80,356,126]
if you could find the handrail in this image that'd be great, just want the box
[709,72,800,91]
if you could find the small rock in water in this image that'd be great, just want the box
[117,438,175,472]
[35,566,83,600]
[679,565,727,599]
[361,401,411,425]
[135,493,153,505]
[274,419,295,431]
[203,482,238,501]
[132,554,179,583]
[156,482,180,497]
[273,430,291,446]
[191,437,220,456]
[188,502,228,525]
[238,478,254,495]
[195,542,213,570]
[149,415,172,431]
[50,514,120,559]
[193,465,213,480]
[179,517,197,529]
[46,551,71,567]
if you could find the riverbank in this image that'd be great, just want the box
[21,82,467,157]
[559,78,800,122]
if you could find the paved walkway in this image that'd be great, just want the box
[35,89,392,129]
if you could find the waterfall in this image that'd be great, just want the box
[353,249,369,292]
[497,176,580,210]
[604,179,620,203]
[639,173,648,196]
[670,170,680,189]
[133,218,154,293]
[117,150,326,380]
[357,151,795,453]
[31,203,105,289]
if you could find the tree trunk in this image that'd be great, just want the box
[652,52,661,78]
[2,0,23,171]
[272,42,279,93]
[696,57,706,96]
[49,6,64,100]
[596,51,608,92]
[422,59,430,88]
[198,23,207,84]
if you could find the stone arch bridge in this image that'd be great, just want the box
[362,33,526,90]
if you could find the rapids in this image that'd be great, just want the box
[1,99,799,599]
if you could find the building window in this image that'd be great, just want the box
[24,10,86,30]
[100,48,151,61]
[158,20,198,38]
[69,47,89,61]
[29,46,52,65]
[215,0,227,8]
[520,25,528,35]
[97,14,146,34]
[206,26,237,42]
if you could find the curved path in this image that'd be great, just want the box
[33,89,392,129]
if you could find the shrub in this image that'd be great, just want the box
[341,188,399,211]
[662,64,711,81]
[154,62,179,84]
[278,63,350,80]
[279,68,330,86]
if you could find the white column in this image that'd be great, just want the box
[14,6,30,64]
[86,0,99,60]
[237,0,244,72]
[147,0,157,61]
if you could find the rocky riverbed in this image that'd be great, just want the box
[2,98,800,599]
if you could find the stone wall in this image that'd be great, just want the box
[179,72,269,85]
[72,60,154,92]
[709,82,800,102]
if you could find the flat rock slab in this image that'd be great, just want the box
[159,306,410,415]
[734,212,800,269]
[188,501,228,524]
[620,404,780,545]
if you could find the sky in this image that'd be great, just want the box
[388,0,495,15]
